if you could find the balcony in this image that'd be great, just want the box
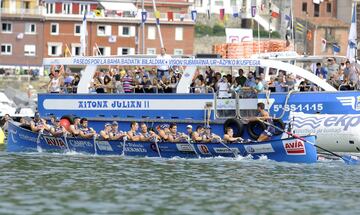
[0,8,42,16]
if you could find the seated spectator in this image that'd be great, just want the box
[127,121,142,141]
[223,127,243,143]
[160,76,171,93]
[79,118,96,138]
[71,75,80,93]
[99,123,112,140]
[216,77,230,98]
[103,72,113,93]
[152,78,162,93]
[50,118,67,137]
[30,112,50,133]
[92,71,105,93]
[69,116,81,137]
[134,79,144,93]
[109,121,127,140]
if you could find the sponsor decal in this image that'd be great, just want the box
[124,142,147,153]
[19,133,37,143]
[197,144,211,155]
[176,144,193,152]
[9,128,18,143]
[96,141,113,152]
[283,139,306,155]
[244,144,274,154]
[213,147,239,154]
[43,136,66,147]
[337,96,360,111]
[69,139,93,148]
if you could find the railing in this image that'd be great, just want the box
[0,8,43,16]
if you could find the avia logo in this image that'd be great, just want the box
[43,136,66,147]
[337,96,360,111]
[283,140,306,155]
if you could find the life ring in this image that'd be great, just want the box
[247,121,266,140]
[224,118,244,137]
[272,119,285,136]
[60,115,75,125]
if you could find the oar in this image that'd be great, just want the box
[63,132,70,153]
[154,137,162,158]
[218,139,238,158]
[258,118,360,165]
[36,129,43,152]
[186,137,200,158]
[93,135,98,155]
[122,136,127,156]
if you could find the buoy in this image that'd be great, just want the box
[0,128,5,145]
[59,119,71,131]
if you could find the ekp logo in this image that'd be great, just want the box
[337,96,360,111]
[283,139,306,155]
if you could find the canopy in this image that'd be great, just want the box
[100,2,137,12]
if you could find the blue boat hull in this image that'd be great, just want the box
[7,122,317,164]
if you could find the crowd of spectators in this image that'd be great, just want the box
[46,57,360,97]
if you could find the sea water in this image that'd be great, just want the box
[0,145,359,215]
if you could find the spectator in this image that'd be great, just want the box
[327,57,339,80]
[315,62,328,79]
[235,69,247,87]
[169,76,178,93]
[244,71,256,88]
[253,77,264,93]
[122,70,134,93]
[157,47,171,79]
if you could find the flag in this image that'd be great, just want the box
[270,3,280,18]
[321,38,327,53]
[64,44,72,57]
[260,3,265,12]
[180,13,185,21]
[296,21,304,33]
[333,44,340,54]
[155,10,160,25]
[141,11,147,23]
[94,9,102,17]
[285,9,292,29]
[207,8,210,19]
[191,10,197,22]
[232,7,239,17]
[220,8,225,21]
[306,30,312,41]
[167,11,174,21]
[80,11,87,56]
[251,6,256,17]
[347,3,357,62]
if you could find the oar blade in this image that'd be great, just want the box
[342,155,360,165]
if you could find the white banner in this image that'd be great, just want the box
[226,28,253,43]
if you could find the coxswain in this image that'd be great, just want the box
[127,121,142,141]
[202,125,221,143]
[50,118,67,137]
[69,116,81,137]
[185,125,193,139]
[109,121,127,140]
[167,123,188,142]
[99,123,112,140]
[191,125,204,143]
[254,102,275,142]
[79,118,96,138]
[139,123,159,141]
[223,127,243,143]
[30,112,50,133]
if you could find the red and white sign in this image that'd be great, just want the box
[283,139,306,155]
[43,136,66,147]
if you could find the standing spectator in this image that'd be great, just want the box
[235,69,247,87]
[315,62,328,79]
[122,70,134,93]
[157,47,171,79]
[71,75,80,93]
[217,77,230,98]
[47,67,64,93]
[326,57,339,80]
[253,77,264,93]
[244,71,256,88]
[169,76,178,93]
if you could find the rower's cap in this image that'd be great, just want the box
[160,124,169,129]
[205,125,211,129]
[112,121,118,126]
[186,125,192,129]
[105,122,111,127]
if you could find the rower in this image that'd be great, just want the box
[30,112,50,133]
[99,123,112,140]
[139,123,159,141]
[167,123,187,142]
[185,125,193,139]
[78,118,96,138]
[127,121,142,141]
[157,124,170,141]
[191,125,204,143]
[50,118,67,137]
[223,127,243,143]
[69,116,81,137]
[203,125,221,143]
[255,102,275,142]
[110,121,127,140]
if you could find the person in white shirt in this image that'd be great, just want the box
[157,48,172,79]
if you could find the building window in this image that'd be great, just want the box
[24,45,36,56]
[23,1,30,9]
[48,43,62,56]
[2,22,12,33]
[74,24,81,36]
[97,25,111,36]
[230,0,237,7]
[63,3,72,14]
[50,23,59,35]
[314,3,320,17]
[117,47,135,55]
[195,0,203,7]
[80,4,89,15]
[326,3,332,13]
[302,3,307,13]
[148,26,156,40]
[118,26,135,37]
[1,44,12,55]
[25,23,36,34]
[71,44,81,56]
[214,0,223,6]
[175,27,183,41]
[46,3,55,14]
[147,48,156,55]
[174,49,183,55]
[96,47,111,56]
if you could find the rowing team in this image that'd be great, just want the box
[28,113,244,144]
